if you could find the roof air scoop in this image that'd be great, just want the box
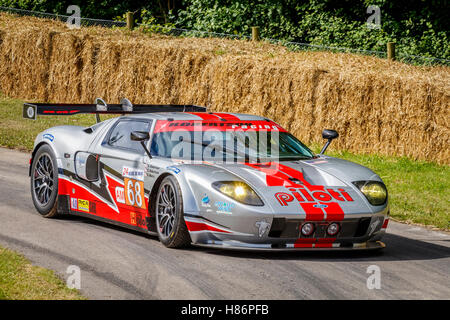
[120,98,133,112]
[95,98,107,123]
[95,98,108,111]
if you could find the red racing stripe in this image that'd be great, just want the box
[324,202,345,221]
[246,162,301,187]
[300,203,325,221]
[294,238,315,248]
[186,112,221,120]
[315,238,336,247]
[185,221,232,233]
[213,113,240,120]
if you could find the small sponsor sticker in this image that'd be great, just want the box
[43,133,54,142]
[201,194,210,206]
[200,194,212,211]
[78,199,89,212]
[214,201,235,214]
[130,212,136,225]
[166,166,181,174]
[255,220,271,237]
[115,187,125,204]
[122,166,144,181]
[70,197,78,210]
[313,203,328,209]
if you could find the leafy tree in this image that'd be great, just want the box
[0,0,447,59]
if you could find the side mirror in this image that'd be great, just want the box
[130,131,152,159]
[322,129,339,140]
[319,129,339,155]
[131,131,150,141]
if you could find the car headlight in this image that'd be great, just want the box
[353,181,387,206]
[212,181,264,206]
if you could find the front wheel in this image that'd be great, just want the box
[30,144,59,218]
[155,176,191,248]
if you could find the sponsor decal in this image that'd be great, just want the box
[115,187,125,204]
[122,166,144,181]
[153,120,287,133]
[368,219,381,236]
[43,133,54,142]
[90,201,96,214]
[26,106,35,119]
[166,166,181,174]
[247,162,351,221]
[275,188,353,206]
[145,164,161,177]
[130,212,146,227]
[77,199,89,212]
[70,197,78,210]
[214,201,235,214]
[255,220,271,238]
[124,178,146,209]
[200,194,212,212]
[200,194,213,212]
[201,194,210,205]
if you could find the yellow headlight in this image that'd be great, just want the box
[356,181,387,205]
[213,181,264,206]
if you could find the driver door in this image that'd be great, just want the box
[90,118,153,230]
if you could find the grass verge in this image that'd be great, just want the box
[0,246,84,300]
[0,95,448,230]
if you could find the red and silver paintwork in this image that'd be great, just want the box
[28,107,389,251]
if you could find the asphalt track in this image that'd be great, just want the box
[0,147,449,299]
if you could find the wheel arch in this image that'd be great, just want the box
[29,141,56,176]
[147,172,173,230]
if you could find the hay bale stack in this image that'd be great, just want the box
[0,13,448,164]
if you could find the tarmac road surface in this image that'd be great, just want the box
[0,147,449,299]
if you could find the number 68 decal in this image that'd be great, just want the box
[124,178,146,209]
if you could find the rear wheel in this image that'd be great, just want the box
[155,176,191,248]
[30,144,59,218]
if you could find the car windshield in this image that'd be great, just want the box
[150,123,315,162]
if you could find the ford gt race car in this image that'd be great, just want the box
[24,98,389,251]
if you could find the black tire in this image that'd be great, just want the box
[30,144,59,218]
[155,175,191,248]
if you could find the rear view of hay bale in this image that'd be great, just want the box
[0,13,448,164]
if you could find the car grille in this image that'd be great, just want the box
[268,217,372,239]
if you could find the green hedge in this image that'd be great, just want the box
[1,0,448,59]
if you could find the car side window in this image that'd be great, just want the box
[108,119,151,153]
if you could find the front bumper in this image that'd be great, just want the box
[184,209,389,251]
[193,240,386,251]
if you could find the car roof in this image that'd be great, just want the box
[125,112,269,121]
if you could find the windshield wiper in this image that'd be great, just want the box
[277,155,313,161]
[181,139,250,159]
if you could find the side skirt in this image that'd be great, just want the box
[57,195,158,236]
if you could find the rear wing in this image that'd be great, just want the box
[23,98,207,122]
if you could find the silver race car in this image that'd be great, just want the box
[24,98,389,251]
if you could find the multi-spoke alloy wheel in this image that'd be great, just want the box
[30,144,59,217]
[155,176,191,248]
[33,154,54,206]
[156,182,176,238]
